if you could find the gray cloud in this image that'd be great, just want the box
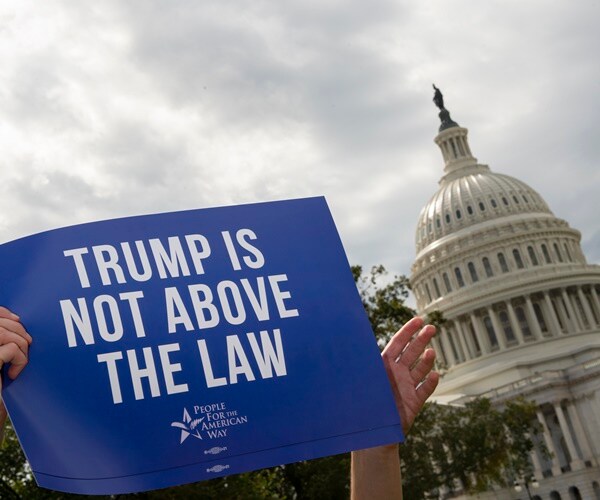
[0,0,598,282]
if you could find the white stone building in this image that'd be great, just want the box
[410,93,600,499]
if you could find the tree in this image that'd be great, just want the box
[401,397,543,498]
[352,265,415,345]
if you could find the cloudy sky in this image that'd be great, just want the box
[1,1,598,289]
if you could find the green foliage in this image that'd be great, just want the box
[128,468,291,499]
[352,265,415,345]
[278,455,350,500]
[401,397,542,498]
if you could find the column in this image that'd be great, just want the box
[455,319,474,359]
[506,301,526,344]
[555,290,572,333]
[439,327,457,366]
[452,322,469,361]
[590,286,600,321]
[544,291,562,336]
[470,312,491,354]
[458,321,479,359]
[487,306,507,349]
[565,401,597,466]
[553,402,585,470]
[577,286,594,329]
[589,395,600,456]
[525,295,543,340]
[588,288,600,325]
[561,288,581,332]
[431,336,447,368]
[536,409,561,476]
[527,435,544,481]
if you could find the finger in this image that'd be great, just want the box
[0,330,29,356]
[0,343,28,379]
[409,348,436,385]
[416,371,440,403]
[382,317,424,361]
[397,324,436,367]
[0,318,32,344]
[0,307,19,320]
[0,307,20,322]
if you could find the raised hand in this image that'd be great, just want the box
[0,306,32,433]
[381,317,439,434]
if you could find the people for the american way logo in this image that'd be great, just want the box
[171,402,249,445]
[171,408,204,444]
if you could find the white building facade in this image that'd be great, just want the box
[410,96,600,499]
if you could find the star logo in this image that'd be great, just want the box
[171,408,204,444]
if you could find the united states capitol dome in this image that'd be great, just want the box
[416,164,552,254]
[408,86,600,499]
[411,87,584,316]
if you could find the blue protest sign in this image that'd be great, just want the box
[1,197,403,495]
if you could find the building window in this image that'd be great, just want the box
[433,278,441,298]
[467,205,473,215]
[483,257,494,277]
[456,209,462,220]
[527,246,539,266]
[513,248,524,269]
[541,244,552,264]
[442,272,452,293]
[567,487,582,500]
[490,198,498,208]
[483,316,499,348]
[425,284,432,302]
[499,310,516,343]
[554,243,563,262]
[498,252,509,273]
[454,267,465,287]
[436,218,441,228]
[468,262,479,282]
[515,306,532,337]
[478,201,485,211]
[523,195,529,203]
[512,195,520,204]
[502,197,509,206]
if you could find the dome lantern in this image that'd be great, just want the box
[432,85,478,181]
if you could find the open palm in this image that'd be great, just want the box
[381,317,439,434]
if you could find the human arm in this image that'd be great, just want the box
[0,306,32,441]
[351,317,439,500]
